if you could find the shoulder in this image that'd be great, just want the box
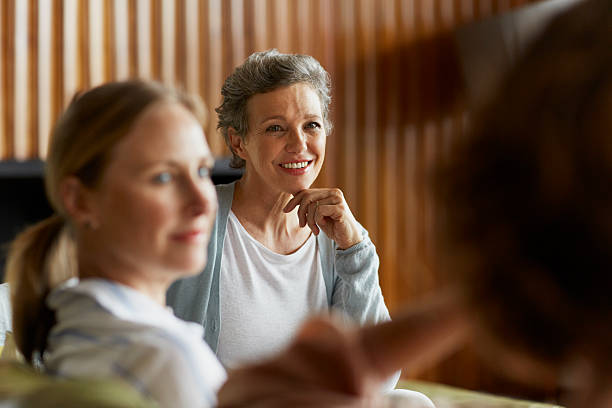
[110,336,224,408]
[0,283,11,345]
[215,182,236,201]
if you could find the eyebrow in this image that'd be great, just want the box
[259,114,322,125]
[136,155,215,171]
[259,115,285,124]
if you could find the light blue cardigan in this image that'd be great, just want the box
[167,182,391,353]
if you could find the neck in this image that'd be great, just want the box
[232,175,300,235]
[77,243,169,307]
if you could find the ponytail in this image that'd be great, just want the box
[5,214,77,364]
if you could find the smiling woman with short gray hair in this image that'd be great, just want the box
[167,50,393,380]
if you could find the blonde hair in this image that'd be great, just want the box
[6,80,205,364]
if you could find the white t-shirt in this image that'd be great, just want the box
[217,211,328,369]
[45,278,227,408]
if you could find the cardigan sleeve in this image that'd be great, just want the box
[330,226,391,325]
[330,228,400,389]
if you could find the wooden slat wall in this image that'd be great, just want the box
[1,0,547,395]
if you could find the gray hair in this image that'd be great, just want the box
[216,49,332,168]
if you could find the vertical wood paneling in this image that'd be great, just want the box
[183,0,199,95]
[29,0,38,157]
[1,0,546,395]
[13,0,28,159]
[250,0,267,51]
[204,0,223,152]
[88,0,104,86]
[337,0,358,211]
[230,0,245,64]
[2,0,15,159]
[135,0,151,79]
[160,0,174,85]
[37,0,51,156]
[378,0,400,308]
[113,0,129,80]
[127,0,137,77]
[103,0,113,81]
[62,0,78,105]
[357,0,378,239]
[174,0,186,86]
[273,0,289,52]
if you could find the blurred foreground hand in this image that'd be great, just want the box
[218,292,469,407]
[218,317,385,407]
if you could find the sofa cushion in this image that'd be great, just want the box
[0,360,158,407]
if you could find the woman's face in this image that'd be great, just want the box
[237,83,327,195]
[84,102,217,282]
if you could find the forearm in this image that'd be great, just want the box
[359,291,471,380]
[333,235,390,324]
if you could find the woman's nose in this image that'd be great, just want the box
[286,129,307,153]
[186,180,216,217]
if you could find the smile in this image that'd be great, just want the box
[279,161,311,169]
[171,230,206,243]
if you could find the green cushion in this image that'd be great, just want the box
[0,361,158,408]
[398,380,563,408]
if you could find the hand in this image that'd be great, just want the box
[284,188,362,249]
[217,317,385,408]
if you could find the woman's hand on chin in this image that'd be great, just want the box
[283,188,362,249]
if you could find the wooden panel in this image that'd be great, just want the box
[62,0,78,105]
[159,0,174,85]
[13,0,28,159]
[1,0,550,398]
[88,0,105,86]
[113,0,130,80]
[37,0,51,156]
[183,0,199,94]
[135,0,151,79]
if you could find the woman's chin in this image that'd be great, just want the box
[279,175,317,195]
[169,254,208,278]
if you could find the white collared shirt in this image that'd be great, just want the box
[45,278,227,408]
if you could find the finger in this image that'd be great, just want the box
[285,189,342,213]
[288,319,367,394]
[283,190,306,213]
[315,204,344,223]
[296,197,311,228]
[302,196,341,229]
[306,201,320,235]
[294,195,324,225]
[358,293,470,380]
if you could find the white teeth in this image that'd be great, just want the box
[281,161,309,169]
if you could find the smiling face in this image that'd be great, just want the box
[81,102,217,285]
[232,83,327,195]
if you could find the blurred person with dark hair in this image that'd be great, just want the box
[217,0,612,406]
[434,0,612,404]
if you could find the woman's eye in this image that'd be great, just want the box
[266,124,283,132]
[305,122,321,130]
[153,172,172,184]
[197,166,211,178]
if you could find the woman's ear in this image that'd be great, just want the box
[60,177,99,230]
[228,128,248,160]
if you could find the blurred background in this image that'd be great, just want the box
[0,0,579,402]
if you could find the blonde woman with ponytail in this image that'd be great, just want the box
[6,81,226,407]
